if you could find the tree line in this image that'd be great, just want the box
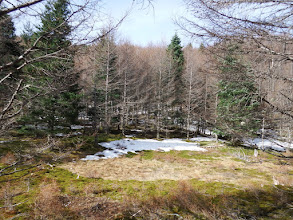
[1,0,293,145]
[77,34,215,140]
[178,0,293,143]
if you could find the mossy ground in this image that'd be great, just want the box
[0,133,292,219]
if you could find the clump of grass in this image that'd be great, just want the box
[34,180,64,218]
[199,141,211,146]
[125,152,137,158]
[122,181,228,219]
[1,163,292,219]
[97,133,123,143]
[1,131,293,219]
[138,150,218,162]
[153,152,190,164]
[0,140,32,156]
[121,180,293,220]
[178,150,219,160]
[0,152,17,165]
[140,150,155,160]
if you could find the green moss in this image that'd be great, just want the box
[97,133,123,142]
[218,146,231,154]
[219,146,254,155]
[241,168,271,180]
[125,151,137,158]
[1,133,292,219]
[140,150,155,160]
[0,134,124,163]
[184,139,196,143]
[1,164,292,220]
[188,179,237,195]
[137,150,219,162]
[232,158,245,162]
[44,168,91,192]
[41,168,174,199]
[199,141,210,146]
[177,150,219,160]
[229,186,293,218]
[0,140,29,155]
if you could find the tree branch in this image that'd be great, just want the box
[0,0,45,17]
[0,79,23,120]
[263,98,293,119]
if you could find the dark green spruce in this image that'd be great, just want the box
[215,45,261,143]
[21,0,82,131]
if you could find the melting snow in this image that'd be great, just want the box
[243,138,292,152]
[82,138,207,160]
[190,136,226,142]
[130,129,143,132]
[71,125,85,130]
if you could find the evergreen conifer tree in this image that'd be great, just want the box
[215,46,261,143]
[167,34,185,107]
[21,0,82,130]
[166,34,185,128]
[0,14,20,65]
[0,11,22,129]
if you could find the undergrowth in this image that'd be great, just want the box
[0,165,292,219]
[0,134,292,219]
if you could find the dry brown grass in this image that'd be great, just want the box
[0,152,16,165]
[0,182,26,215]
[34,180,66,219]
[68,196,125,220]
[122,179,293,219]
[33,183,127,219]
[153,153,191,164]
[121,181,236,220]
[60,148,293,188]
[61,158,201,181]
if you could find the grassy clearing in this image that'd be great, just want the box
[0,135,293,219]
[61,146,293,187]
[1,165,292,219]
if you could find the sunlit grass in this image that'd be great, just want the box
[0,135,292,219]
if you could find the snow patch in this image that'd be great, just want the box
[130,129,143,132]
[82,138,207,160]
[70,125,84,130]
[243,138,292,152]
[125,134,135,138]
[55,133,66,137]
[190,136,225,142]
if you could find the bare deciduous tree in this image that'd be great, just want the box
[0,0,152,132]
[178,0,293,137]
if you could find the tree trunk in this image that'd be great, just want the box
[92,88,99,147]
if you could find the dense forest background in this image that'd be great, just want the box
[1,1,293,219]
[1,0,293,144]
